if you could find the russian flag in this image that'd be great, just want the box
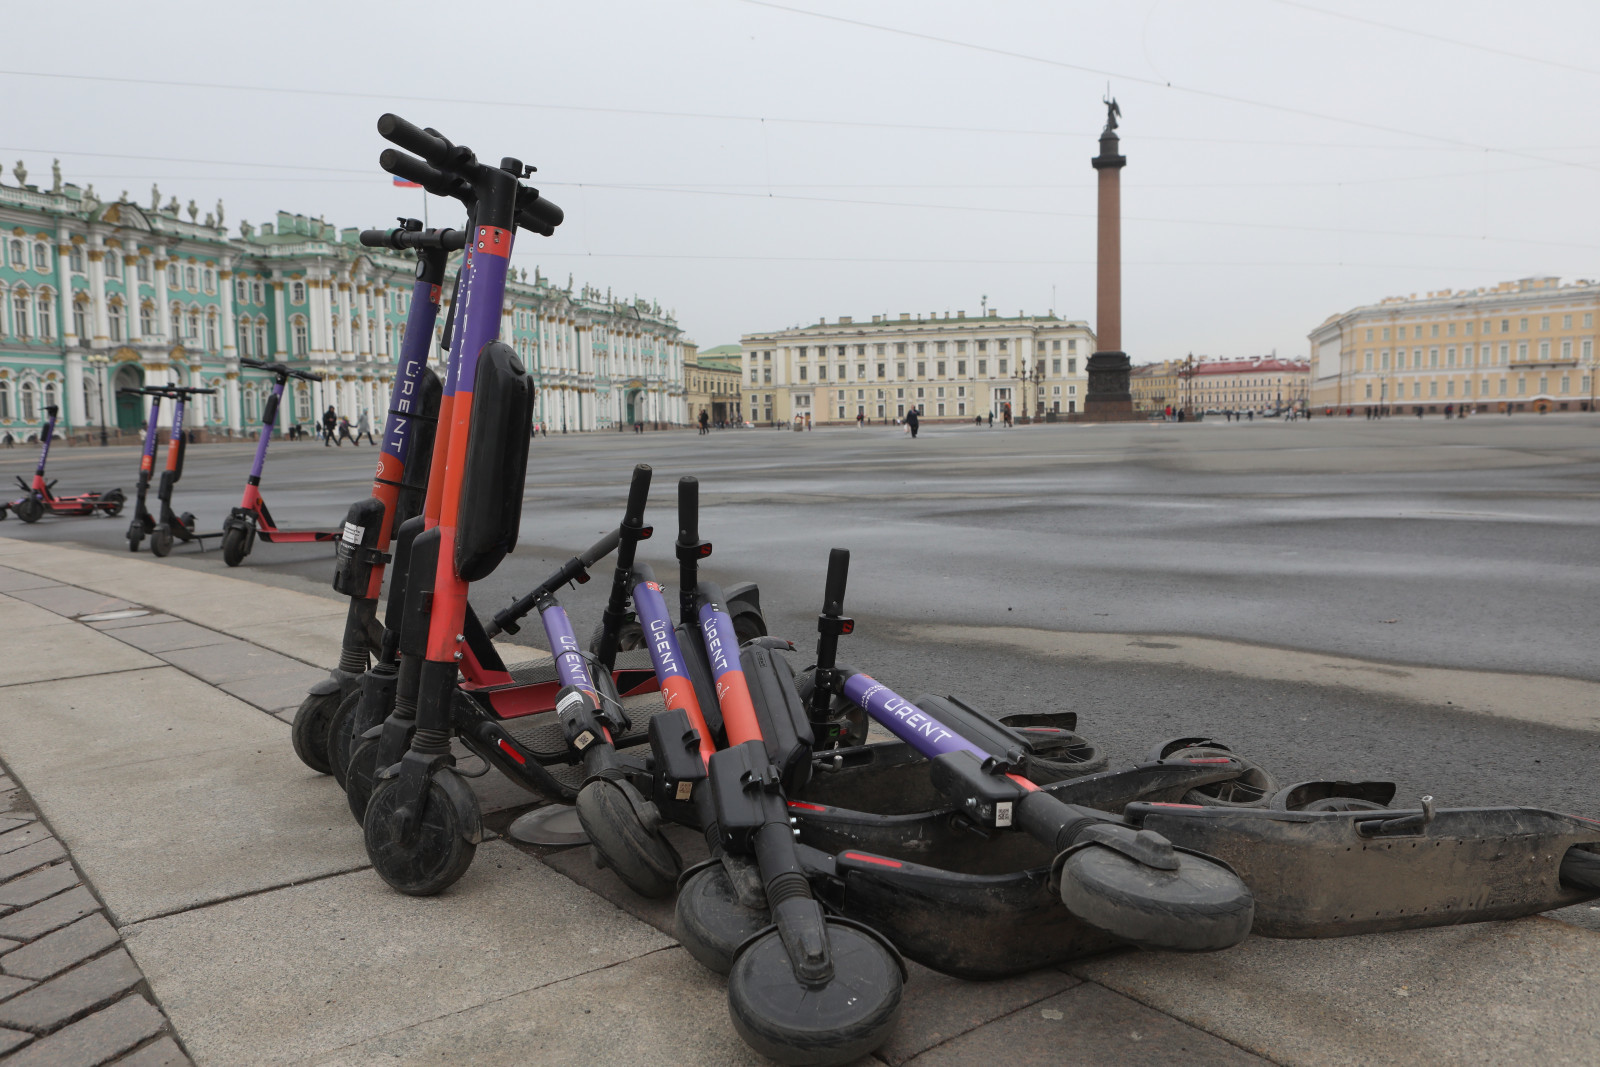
[393,176,422,188]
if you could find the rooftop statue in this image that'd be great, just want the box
[52,159,61,194]
[1102,95,1120,134]
[151,183,160,210]
[12,160,26,187]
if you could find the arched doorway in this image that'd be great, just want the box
[113,363,145,429]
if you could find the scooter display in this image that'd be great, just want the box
[1,405,124,522]
[219,358,337,566]
[290,218,455,774]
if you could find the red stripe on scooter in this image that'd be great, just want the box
[496,738,527,765]
[1147,802,1204,809]
[842,852,903,868]
[788,801,827,812]
[1185,758,1234,764]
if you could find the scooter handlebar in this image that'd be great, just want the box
[376,113,454,169]
[378,149,472,202]
[580,528,623,568]
[515,188,564,236]
[823,547,850,614]
[359,226,468,252]
[240,358,323,383]
[677,476,698,542]
[624,464,652,527]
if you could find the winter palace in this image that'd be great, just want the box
[0,163,687,440]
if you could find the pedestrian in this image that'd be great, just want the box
[355,409,376,445]
[698,409,710,435]
[856,411,864,429]
[905,407,920,439]
[2,431,12,448]
[322,406,337,446]
[335,415,355,446]
[1443,404,1453,420]
[987,412,993,428]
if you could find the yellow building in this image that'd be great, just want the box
[685,342,743,426]
[1131,359,1183,414]
[741,310,1094,427]
[1308,277,1600,413]
[1185,357,1309,412]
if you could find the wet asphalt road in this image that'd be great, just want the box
[5,414,1599,815]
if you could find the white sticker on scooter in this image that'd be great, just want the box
[995,801,1013,828]
[341,522,364,545]
[675,781,694,801]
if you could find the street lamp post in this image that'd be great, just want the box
[1012,359,1045,422]
[85,353,110,446]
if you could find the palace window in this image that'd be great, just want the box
[137,257,149,282]
[7,239,22,267]
[957,360,966,376]
[238,321,252,356]
[33,243,49,272]
[36,293,52,340]
[977,340,987,353]
[254,281,265,305]
[69,245,84,273]
[998,359,1007,375]
[106,254,121,279]
[12,291,30,339]
[876,363,885,378]
[72,298,86,338]
[799,366,808,381]
[20,381,36,421]
[291,281,306,304]
[206,310,219,351]
[292,318,309,356]
[1052,358,1061,375]
[936,361,947,376]
[167,264,179,289]
[108,301,123,342]
[896,343,906,355]
[185,266,198,290]
[236,279,249,303]
[977,359,987,376]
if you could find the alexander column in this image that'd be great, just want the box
[1083,97,1135,420]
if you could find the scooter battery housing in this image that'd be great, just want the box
[741,644,813,793]
[709,740,790,854]
[647,707,708,823]
[455,341,533,581]
[929,750,1029,831]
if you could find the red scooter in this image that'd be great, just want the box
[2,405,124,522]
[219,358,339,566]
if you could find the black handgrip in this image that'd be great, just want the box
[359,228,396,246]
[677,477,698,543]
[823,548,850,615]
[624,464,652,527]
[581,528,623,568]
[240,358,271,370]
[514,189,564,236]
[378,150,470,201]
[377,113,452,167]
[360,226,469,252]
[289,368,323,383]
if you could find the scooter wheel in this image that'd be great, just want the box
[221,527,248,567]
[345,737,381,822]
[586,619,645,655]
[1166,745,1278,807]
[179,511,196,535]
[150,526,174,558]
[675,862,771,975]
[363,776,477,896]
[727,920,904,1067]
[575,778,681,898]
[1059,843,1254,952]
[101,490,125,517]
[290,689,340,775]
[326,690,362,790]
[15,498,43,524]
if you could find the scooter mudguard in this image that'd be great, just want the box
[434,763,485,846]
[1128,803,1600,937]
[307,676,342,699]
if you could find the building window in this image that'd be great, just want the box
[12,291,30,339]
[36,293,52,340]
[1540,341,1550,359]
[1561,375,1571,394]
[20,380,36,421]
[291,281,306,304]
[956,360,966,376]
[998,359,1007,375]
[206,310,219,351]
[166,264,179,289]
[33,243,48,272]
[896,343,906,355]
[292,318,308,356]
[68,246,84,273]
[876,363,885,378]
[107,302,123,342]
[185,266,198,290]
[105,254,121,280]
[936,361,946,377]
[137,258,150,282]
[235,279,248,303]
[857,363,866,378]
[1052,358,1061,375]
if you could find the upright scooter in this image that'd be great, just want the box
[290,219,455,774]
[357,113,563,893]
[138,385,217,557]
[122,389,167,550]
[219,358,337,566]
[1,406,124,522]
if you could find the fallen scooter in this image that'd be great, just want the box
[2,405,124,522]
[290,218,455,774]
[219,358,337,566]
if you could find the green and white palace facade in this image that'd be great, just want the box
[0,171,686,440]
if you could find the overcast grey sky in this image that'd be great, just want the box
[5,1,1597,360]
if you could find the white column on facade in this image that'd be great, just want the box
[336,281,351,359]
[152,246,171,345]
[272,275,288,358]
[64,351,87,427]
[218,255,236,364]
[123,254,143,344]
[54,228,76,347]
[225,371,242,434]
[87,239,109,346]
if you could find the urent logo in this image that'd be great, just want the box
[858,683,956,747]
[648,617,679,675]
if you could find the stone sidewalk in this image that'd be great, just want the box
[0,536,1597,1065]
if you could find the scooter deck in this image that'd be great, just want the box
[1129,803,1600,937]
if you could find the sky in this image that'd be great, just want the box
[4,1,1597,362]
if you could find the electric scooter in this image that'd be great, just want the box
[218,358,337,566]
[1,406,124,522]
[290,218,456,774]
[358,112,564,894]
[141,385,218,557]
[122,389,167,550]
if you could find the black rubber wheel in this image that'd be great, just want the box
[290,689,339,775]
[362,776,477,896]
[15,497,43,524]
[127,536,140,552]
[675,862,771,975]
[575,779,681,898]
[101,490,125,517]
[327,690,362,790]
[150,526,174,558]
[587,619,645,655]
[179,511,196,536]
[1166,745,1278,808]
[1560,847,1600,893]
[731,607,767,645]
[1059,843,1254,952]
[345,736,382,823]
[727,921,904,1067]
[221,526,248,566]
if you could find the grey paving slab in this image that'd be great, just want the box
[0,886,98,941]
[2,913,120,981]
[0,567,58,593]
[0,776,14,793]
[3,994,164,1067]
[0,937,19,954]
[88,613,177,632]
[0,863,80,909]
[0,824,50,855]
[0,1025,29,1055]
[0,839,66,883]
[312,946,765,1067]
[1072,918,1600,1066]
[0,973,34,1001]
[0,947,143,1031]
[0,668,366,924]
[536,822,708,937]
[904,981,1269,1066]
[242,613,349,667]
[0,817,37,836]
[217,667,328,712]
[108,620,233,654]
[7,585,140,620]
[124,840,673,1065]
[0,597,75,636]
[158,641,313,686]
[879,964,1081,1066]
[112,1035,191,1066]
[0,612,158,687]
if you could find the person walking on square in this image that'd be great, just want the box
[698,409,710,435]
[905,406,920,439]
[322,406,337,446]
[355,409,376,445]
[335,415,355,446]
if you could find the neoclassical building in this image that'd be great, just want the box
[0,166,686,440]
